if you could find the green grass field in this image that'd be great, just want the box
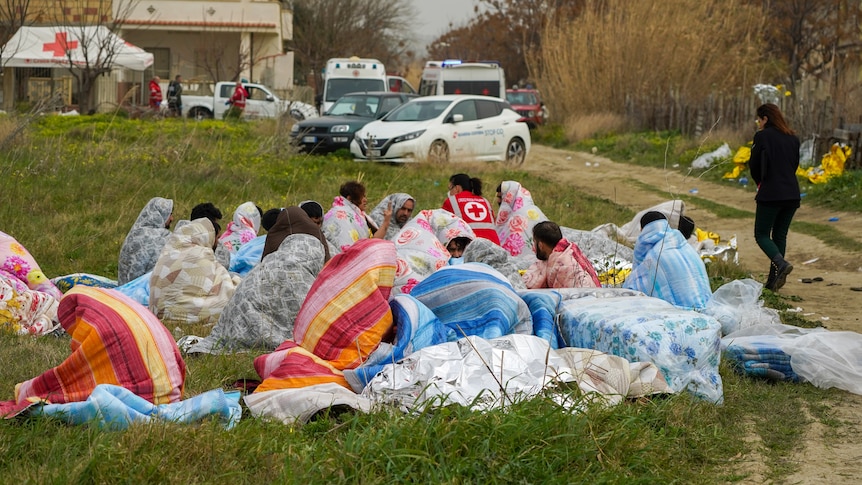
[0,115,852,483]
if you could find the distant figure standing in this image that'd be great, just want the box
[148,76,162,111]
[226,80,248,120]
[167,74,183,117]
[750,103,801,292]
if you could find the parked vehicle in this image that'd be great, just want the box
[290,91,417,154]
[387,74,416,94]
[505,88,548,128]
[351,95,530,165]
[182,81,318,121]
[418,60,506,99]
[320,57,387,114]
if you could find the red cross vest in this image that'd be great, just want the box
[444,192,500,245]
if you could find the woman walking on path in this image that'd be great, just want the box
[750,103,801,291]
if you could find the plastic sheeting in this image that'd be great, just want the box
[703,278,781,335]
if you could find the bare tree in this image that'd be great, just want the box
[290,0,415,92]
[51,0,139,114]
[0,0,34,67]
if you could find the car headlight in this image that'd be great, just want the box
[527,110,535,117]
[392,130,426,144]
[290,124,300,133]
[331,125,350,133]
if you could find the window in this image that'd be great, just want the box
[476,100,503,119]
[450,100,477,122]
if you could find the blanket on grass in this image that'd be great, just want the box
[461,237,526,290]
[557,290,723,403]
[1,287,185,417]
[117,197,173,285]
[14,384,240,430]
[252,239,396,392]
[0,272,59,336]
[0,230,63,300]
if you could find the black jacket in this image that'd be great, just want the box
[750,126,801,203]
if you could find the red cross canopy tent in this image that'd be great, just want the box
[1,26,153,71]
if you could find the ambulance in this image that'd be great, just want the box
[418,60,506,100]
[320,57,387,114]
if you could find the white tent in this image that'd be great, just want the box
[1,26,153,71]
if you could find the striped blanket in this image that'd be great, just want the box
[253,238,396,392]
[3,288,185,416]
[409,263,533,342]
[724,338,799,382]
[344,294,447,392]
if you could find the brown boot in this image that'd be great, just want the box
[770,254,793,291]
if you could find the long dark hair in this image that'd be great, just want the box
[757,103,795,136]
[450,173,484,196]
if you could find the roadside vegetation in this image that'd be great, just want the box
[0,115,851,483]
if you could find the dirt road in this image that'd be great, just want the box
[525,144,862,483]
[526,144,862,333]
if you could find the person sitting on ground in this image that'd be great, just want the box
[0,286,186,417]
[523,221,601,289]
[263,206,331,263]
[461,237,527,290]
[322,181,391,254]
[442,174,500,245]
[369,193,416,240]
[1,230,63,300]
[228,207,281,276]
[149,218,241,326]
[219,202,262,254]
[188,208,328,354]
[447,236,471,264]
[622,211,712,310]
[494,181,549,263]
[299,200,325,226]
[117,197,174,285]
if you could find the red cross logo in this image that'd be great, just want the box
[464,201,487,221]
[43,32,78,57]
[482,88,490,96]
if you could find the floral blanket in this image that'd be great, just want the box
[392,209,475,295]
[321,195,373,255]
[556,289,723,402]
[0,230,62,300]
[1,287,186,417]
[0,273,59,336]
[461,237,526,290]
[495,181,548,267]
[219,201,261,254]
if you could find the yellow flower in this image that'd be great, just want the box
[349,229,359,242]
[9,243,25,256]
[784,91,792,97]
[527,209,539,220]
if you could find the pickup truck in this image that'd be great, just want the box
[181,81,319,121]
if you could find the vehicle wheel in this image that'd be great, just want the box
[189,107,213,121]
[506,138,526,166]
[428,140,449,163]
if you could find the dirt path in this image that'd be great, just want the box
[525,145,862,483]
[526,144,862,333]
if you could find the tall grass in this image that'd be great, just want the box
[533,0,765,129]
[0,114,848,483]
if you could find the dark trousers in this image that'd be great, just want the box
[754,203,797,260]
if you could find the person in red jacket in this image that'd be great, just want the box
[148,76,162,111]
[226,80,249,120]
[442,173,500,245]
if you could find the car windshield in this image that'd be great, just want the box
[325,79,386,102]
[327,95,381,117]
[384,100,452,122]
[506,92,538,105]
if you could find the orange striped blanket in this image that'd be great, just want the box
[254,239,396,392]
[3,287,185,415]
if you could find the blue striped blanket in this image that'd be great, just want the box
[724,341,799,382]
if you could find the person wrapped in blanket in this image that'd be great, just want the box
[228,207,281,276]
[322,181,391,255]
[523,221,601,289]
[0,287,186,417]
[391,209,475,295]
[368,193,416,240]
[117,197,174,285]
[251,238,397,392]
[218,201,262,255]
[0,230,63,301]
[149,218,241,326]
[186,207,330,354]
[622,211,712,311]
[494,181,549,266]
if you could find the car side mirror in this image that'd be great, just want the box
[266,95,274,102]
[449,114,464,124]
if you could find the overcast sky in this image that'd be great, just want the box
[408,0,481,51]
